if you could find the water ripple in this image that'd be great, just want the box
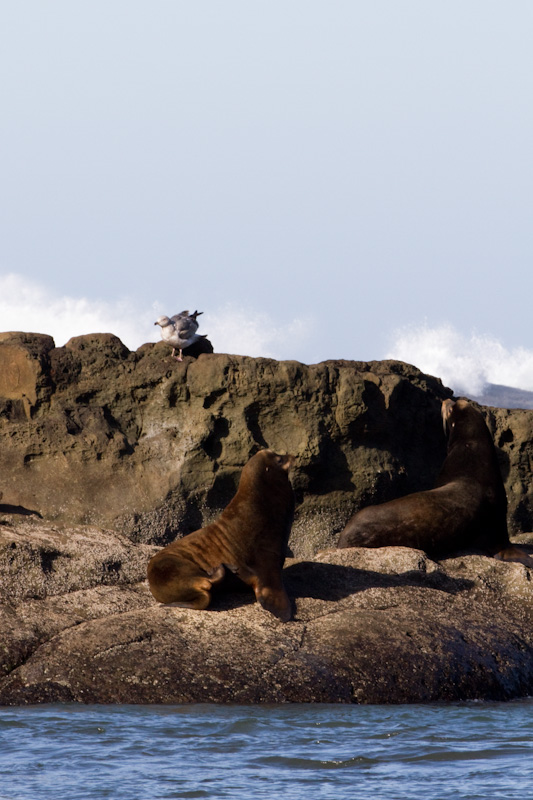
[1,701,532,799]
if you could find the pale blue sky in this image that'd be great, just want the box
[1,2,533,390]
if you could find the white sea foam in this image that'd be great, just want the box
[0,274,155,351]
[2,276,533,393]
[204,304,311,359]
[0,274,311,359]
[386,323,533,396]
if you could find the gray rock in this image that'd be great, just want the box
[1,517,532,704]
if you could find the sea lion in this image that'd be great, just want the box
[147,449,295,621]
[338,398,532,565]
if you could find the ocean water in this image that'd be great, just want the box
[0,701,532,800]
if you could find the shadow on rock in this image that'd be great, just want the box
[0,504,42,518]
[190,560,476,612]
[206,570,257,613]
[283,561,475,601]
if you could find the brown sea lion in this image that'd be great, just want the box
[147,449,295,621]
[338,398,532,565]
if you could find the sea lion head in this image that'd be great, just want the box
[439,398,504,494]
[238,449,295,497]
[441,397,480,434]
[441,398,490,446]
[261,449,295,472]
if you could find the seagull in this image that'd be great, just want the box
[154,310,206,361]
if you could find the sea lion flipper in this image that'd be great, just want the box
[222,563,240,574]
[207,564,226,584]
[147,553,213,608]
[252,580,292,622]
[223,562,258,583]
[494,546,533,567]
[258,587,292,623]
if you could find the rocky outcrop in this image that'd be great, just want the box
[2,331,533,550]
[1,516,532,704]
[1,331,533,705]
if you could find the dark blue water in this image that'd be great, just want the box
[1,701,532,799]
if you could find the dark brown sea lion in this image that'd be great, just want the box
[338,398,532,565]
[147,449,295,621]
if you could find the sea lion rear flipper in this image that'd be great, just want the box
[207,564,226,584]
[494,546,533,567]
[222,563,240,574]
[147,553,214,608]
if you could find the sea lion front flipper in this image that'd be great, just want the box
[254,582,292,622]
[494,546,533,567]
[247,570,292,622]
